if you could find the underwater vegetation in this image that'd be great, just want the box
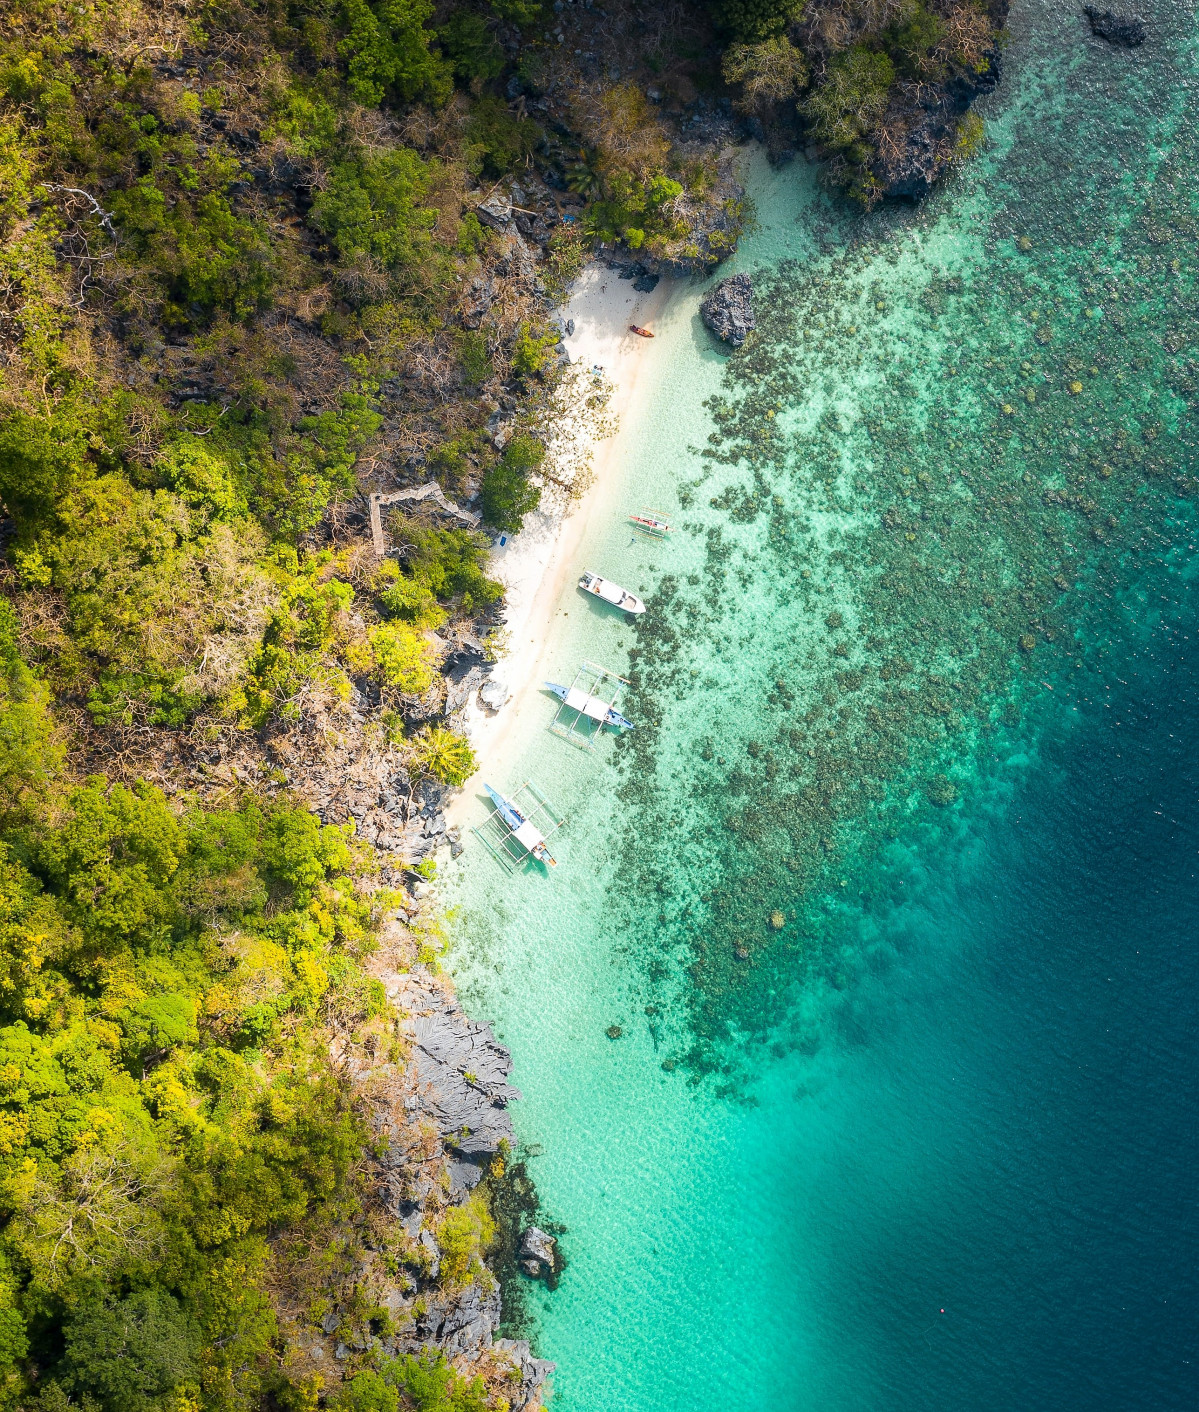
[611,25,1199,1085]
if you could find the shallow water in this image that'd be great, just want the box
[445,0,1199,1405]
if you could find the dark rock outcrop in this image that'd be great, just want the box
[700,273,755,349]
[388,971,522,1166]
[1084,6,1146,45]
[518,1226,556,1278]
[871,53,1004,199]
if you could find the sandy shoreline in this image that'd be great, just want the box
[446,264,681,826]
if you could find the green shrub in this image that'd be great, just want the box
[310,148,442,299]
[511,323,560,380]
[380,573,449,630]
[439,11,504,81]
[370,620,437,693]
[59,1289,201,1412]
[712,0,806,42]
[392,520,502,613]
[884,0,947,76]
[458,330,493,386]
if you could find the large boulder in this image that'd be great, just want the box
[518,1226,556,1278]
[1084,6,1146,45]
[700,273,755,349]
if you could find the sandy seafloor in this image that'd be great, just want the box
[439,0,1199,1407]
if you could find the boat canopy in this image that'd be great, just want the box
[513,820,545,851]
[596,579,626,606]
[564,686,611,722]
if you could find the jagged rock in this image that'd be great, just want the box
[871,57,1002,198]
[417,1283,502,1357]
[381,974,521,1161]
[1084,5,1146,44]
[493,1339,556,1412]
[700,273,755,349]
[478,679,510,713]
[476,194,512,229]
[518,1226,556,1277]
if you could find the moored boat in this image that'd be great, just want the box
[578,569,646,615]
[629,325,654,338]
[629,508,671,537]
[483,783,557,866]
[545,681,634,731]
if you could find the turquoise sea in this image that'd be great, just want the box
[447,0,1199,1406]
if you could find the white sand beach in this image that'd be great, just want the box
[446,264,679,823]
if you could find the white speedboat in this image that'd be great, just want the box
[579,569,646,615]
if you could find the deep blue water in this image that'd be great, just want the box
[813,609,1199,1409]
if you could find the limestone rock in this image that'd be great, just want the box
[700,273,755,349]
[479,679,510,713]
[493,1338,557,1411]
[518,1226,556,1277]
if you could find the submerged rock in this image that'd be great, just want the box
[1084,6,1146,44]
[518,1226,556,1277]
[700,273,755,349]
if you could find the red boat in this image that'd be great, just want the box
[629,325,654,338]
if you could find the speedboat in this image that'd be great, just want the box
[483,783,556,866]
[545,681,634,731]
[579,569,646,615]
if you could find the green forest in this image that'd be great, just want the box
[0,0,1003,1405]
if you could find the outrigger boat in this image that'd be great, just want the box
[579,569,646,615]
[483,783,557,866]
[629,507,671,538]
[545,680,633,732]
[629,325,654,338]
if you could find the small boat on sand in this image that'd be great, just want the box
[545,681,634,732]
[579,569,646,615]
[629,325,654,338]
[483,783,557,866]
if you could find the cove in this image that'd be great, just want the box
[445,0,1199,1406]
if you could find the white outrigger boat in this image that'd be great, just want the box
[545,680,634,732]
[579,569,646,615]
[482,783,558,866]
[629,507,672,538]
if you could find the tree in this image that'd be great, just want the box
[339,0,453,108]
[800,47,895,151]
[59,1288,201,1412]
[411,726,475,786]
[722,37,809,110]
[713,0,807,43]
[481,434,545,533]
[369,621,437,694]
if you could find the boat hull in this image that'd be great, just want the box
[578,571,646,615]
